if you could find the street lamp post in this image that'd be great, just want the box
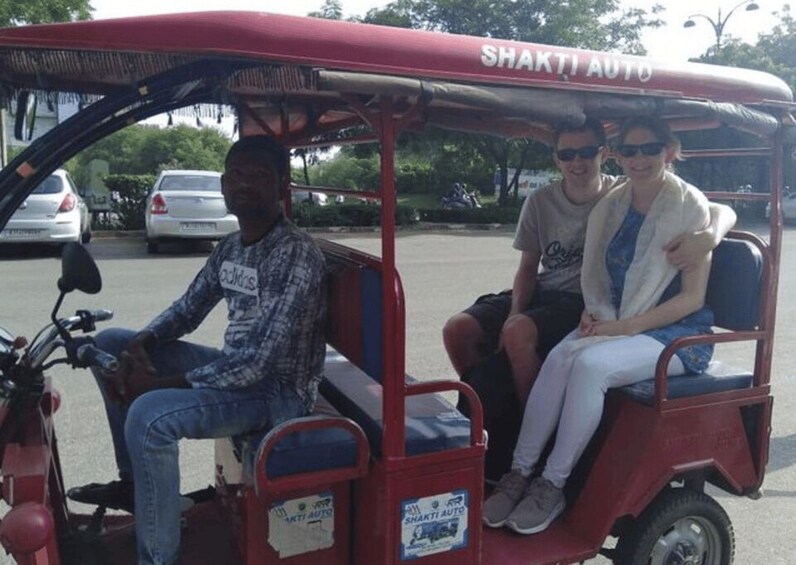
[683,0,760,52]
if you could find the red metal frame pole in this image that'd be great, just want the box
[378,96,406,459]
[757,132,783,386]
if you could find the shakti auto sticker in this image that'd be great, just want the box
[400,490,469,560]
[268,493,335,558]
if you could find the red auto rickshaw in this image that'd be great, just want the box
[0,11,789,564]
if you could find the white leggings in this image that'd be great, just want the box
[511,329,685,488]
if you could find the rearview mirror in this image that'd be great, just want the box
[0,326,13,345]
[58,242,102,295]
[14,91,37,142]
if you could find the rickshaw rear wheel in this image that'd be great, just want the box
[614,487,734,565]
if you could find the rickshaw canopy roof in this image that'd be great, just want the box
[0,11,792,142]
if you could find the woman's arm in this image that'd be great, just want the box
[592,258,711,337]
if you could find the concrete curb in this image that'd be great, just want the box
[93,223,518,239]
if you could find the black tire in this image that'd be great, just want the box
[146,239,159,254]
[81,223,92,244]
[615,488,734,565]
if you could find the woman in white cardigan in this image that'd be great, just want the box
[483,116,715,535]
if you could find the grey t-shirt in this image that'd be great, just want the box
[513,174,618,294]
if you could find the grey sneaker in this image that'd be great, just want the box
[505,477,565,535]
[482,470,527,528]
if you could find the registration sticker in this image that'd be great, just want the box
[268,492,335,558]
[400,490,468,560]
[180,222,216,231]
[1,229,41,238]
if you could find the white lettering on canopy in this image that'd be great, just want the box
[517,49,533,71]
[535,51,552,73]
[480,44,653,84]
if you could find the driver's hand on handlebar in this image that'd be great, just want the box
[125,332,157,376]
[118,350,159,403]
[102,332,158,404]
[100,351,157,405]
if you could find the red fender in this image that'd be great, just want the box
[0,502,55,555]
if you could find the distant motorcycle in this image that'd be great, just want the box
[440,183,482,209]
[733,184,765,220]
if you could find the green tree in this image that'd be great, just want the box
[0,0,92,27]
[70,124,231,187]
[363,0,662,54]
[308,0,343,20]
[743,5,796,96]
[103,174,156,230]
[356,0,663,204]
[688,6,796,193]
[309,153,381,190]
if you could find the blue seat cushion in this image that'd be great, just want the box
[232,395,360,480]
[618,361,753,406]
[320,350,471,457]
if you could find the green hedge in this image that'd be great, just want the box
[105,174,156,230]
[419,205,521,224]
[291,203,419,227]
[97,177,520,230]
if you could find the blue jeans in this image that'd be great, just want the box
[92,328,306,565]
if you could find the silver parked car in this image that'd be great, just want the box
[0,169,91,246]
[145,170,239,254]
[291,188,329,206]
[765,187,796,222]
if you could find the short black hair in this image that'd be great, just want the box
[225,135,289,177]
[552,117,606,148]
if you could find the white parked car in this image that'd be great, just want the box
[765,188,796,222]
[145,170,238,254]
[290,188,329,206]
[0,169,91,246]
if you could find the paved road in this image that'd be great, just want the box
[0,226,794,563]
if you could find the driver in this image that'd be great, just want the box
[68,136,327,565]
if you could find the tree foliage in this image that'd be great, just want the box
[755,5,796,94]
[348,0,664,204]
[698,5,796,99]
[69,124,231,188]
[361,0,663,54]
[308,0,342,20]
[103,174,156,230]
[690,5,796,192]
[0,0,92,27]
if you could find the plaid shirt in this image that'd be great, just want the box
[144,218,327,408]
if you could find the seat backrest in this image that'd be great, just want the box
[705,238,763,331]
[322,242,385,382]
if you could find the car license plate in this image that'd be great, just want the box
[1,229,41,238]
[180,222,216,231]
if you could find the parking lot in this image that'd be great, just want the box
[0,224,794,563]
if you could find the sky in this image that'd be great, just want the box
[87,0,784,62]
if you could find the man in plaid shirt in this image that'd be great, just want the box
[69,136,326,565]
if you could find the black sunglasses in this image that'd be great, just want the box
[555,145,602,162]
[615,142,667,158]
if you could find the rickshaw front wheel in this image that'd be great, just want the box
[614,487,734,565]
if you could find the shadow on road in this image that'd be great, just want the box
[0,239,215,262]
[0,243,62,259]
[768,433,796,474]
